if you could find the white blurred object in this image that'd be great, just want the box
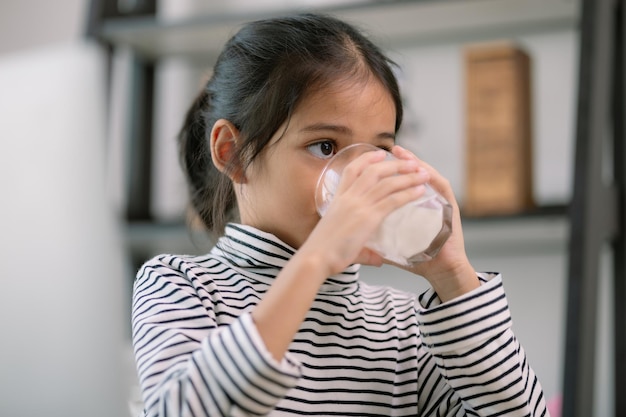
[0,0,86,55]
[0,41,128,417]
[157,0,368,18]
[106,45,134,217]
[151,58,202,221]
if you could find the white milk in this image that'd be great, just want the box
[368,202,444,265]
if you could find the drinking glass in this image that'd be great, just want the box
[315,143,452,265]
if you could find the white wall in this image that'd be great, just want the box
[0,41,129,417]
[0,0,87,55]
[0,1,129,416]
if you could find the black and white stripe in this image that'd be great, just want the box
[132,223,548,416]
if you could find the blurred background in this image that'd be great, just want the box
[0,0,619,416]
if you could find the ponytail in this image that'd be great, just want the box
[177,89,236,237]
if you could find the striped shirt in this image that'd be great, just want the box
[132,223,548,416]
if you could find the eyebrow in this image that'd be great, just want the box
[299,123,396,141]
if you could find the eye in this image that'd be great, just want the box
[306,140,337,159]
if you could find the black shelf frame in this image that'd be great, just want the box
[562,0,625,415]
[92,0,579,63]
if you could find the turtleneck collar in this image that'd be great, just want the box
[210,223,360,294]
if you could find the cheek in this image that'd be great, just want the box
[284,166,320,211]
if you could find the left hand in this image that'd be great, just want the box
[385,145,480,302]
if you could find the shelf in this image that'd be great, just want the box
[462,205,569,257]
[98,0,580,63]
[125,221,214,264]
[126,205,569,265]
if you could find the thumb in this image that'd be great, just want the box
[354,248,385,267]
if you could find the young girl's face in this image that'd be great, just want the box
[237,76,397,250]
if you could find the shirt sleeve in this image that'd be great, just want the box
[132,255,301,417]
[415,273,549,416]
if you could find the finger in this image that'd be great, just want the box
[391,145,419,162]
[354,248,384,267]
[363,169,429,203]
[348,153,420,177]
[343,167,429,211]
[418,163,456,206]
[391,149,457,207]
[393,152,441,186]
[337,156,420,194]
[369,183,426,218]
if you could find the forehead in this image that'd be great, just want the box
[295,76,396,121]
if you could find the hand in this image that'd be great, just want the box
[301,149,431,279]
[387,146,480,302]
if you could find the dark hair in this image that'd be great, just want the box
[178,13,403,237]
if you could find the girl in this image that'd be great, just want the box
[132,13,548,417]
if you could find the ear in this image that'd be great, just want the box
[210,119,246,183]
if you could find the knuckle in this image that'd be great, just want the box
[342,163,359,178]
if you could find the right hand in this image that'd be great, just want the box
[301,149,431,278]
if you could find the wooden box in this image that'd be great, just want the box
[463,43,534,216]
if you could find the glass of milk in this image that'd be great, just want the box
[315,143,452,265]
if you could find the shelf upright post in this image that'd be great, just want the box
[124,54,155,221]
[86,0,158,222]
[613,0,626,414]
[562,0,625,415]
